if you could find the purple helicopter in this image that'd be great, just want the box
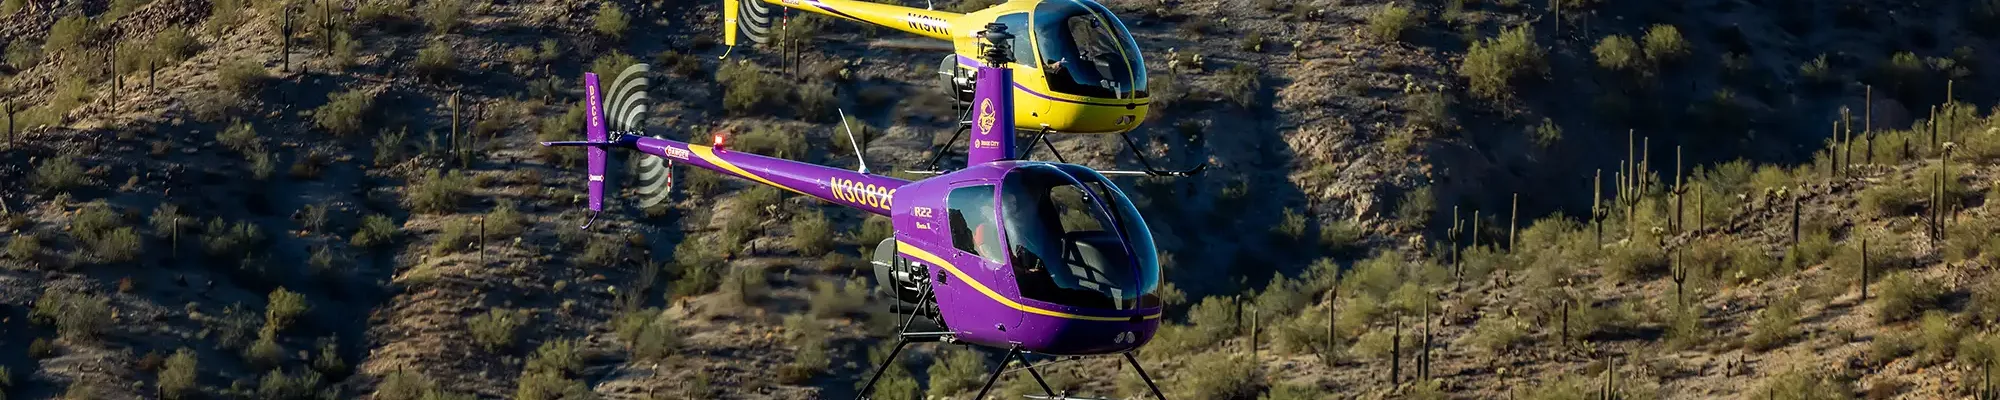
[546,24,1169,400]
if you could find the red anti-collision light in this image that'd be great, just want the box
[712,133,727,149]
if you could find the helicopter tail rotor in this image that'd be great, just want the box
[724,0,777,49]
[604,64,677,209]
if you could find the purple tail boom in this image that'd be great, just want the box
[583,73,610,220]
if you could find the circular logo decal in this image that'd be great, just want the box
[976,98,998,134]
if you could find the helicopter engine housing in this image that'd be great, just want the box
[938,55,975,104]
[872,238,936,315]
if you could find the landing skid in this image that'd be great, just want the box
[855,285,1168,400]
[908,125,1207,178]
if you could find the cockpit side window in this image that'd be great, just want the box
[947,185,1005,263]
[995,13,1037,69]
[1030,0,1147,98]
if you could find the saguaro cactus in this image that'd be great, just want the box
[1671,250,1690,308]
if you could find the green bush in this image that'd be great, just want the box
[1918,311,1962,365]
[1511,376,1591,400]
[590,51,639,85]
[670,239,724,298]
[1185,295,1238,347]
[1592,35,1641,71]
[718,61,781,115]
[1462,315,1527,355]
[1605,240,1667,281]
[628,312,679,362]
[1401,91,1454,132]
[580,239,625,267]
[244,326,284,370]
[1461,26,1545,100]
[265,288,309,332]
[330,31,358,68]
[791,209,832,255]
[795,83,836,121]
[200,218,264,258]
[1663,304,1704,350]
[857,215,893,258]
[1745,294,1801,351]
[1858,178,1923,217]
[1755,368,1853,400]
[593,4,630,40]
[1219,65,1260,109]
[90,227,142,264]
[45,14,91,55]
[351,214,399,248]
[254,368,322,400]
[1271,309,1332,355]
[218,120,260,153]
[5,37,41,69]
[1171,353,1262,399]
[217,59,269,97]
[734,124,808,159]
[32,289,111,341]
[414,41,456,78]
[516,340,589,400]
[807,278,868,318]
[925,346,986,397]
[777,315,827,383]
[1273,207,1308,242]
[153,27,199,63]
[159,349,199,400]
[421,0,465,33]
[406,169,470,214]
[0,0,21,15]
[1318,220,1364,254]
[1395,186,1434,229]
[6,234,41,261]
[1365,4,1418,43]
[468,308,526,351]
[33,155,85,194]
[1641,24,1689,63]
[1876,271,1944,324]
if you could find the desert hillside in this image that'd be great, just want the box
[1,0,1998,399]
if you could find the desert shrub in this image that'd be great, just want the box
[406,169,470,214]
[795,82,836,121]
[1460,26,1545,100]
[254,368,322,400]
[1365,4,1418,43]
[718,61,782,115]
[412,41,456,77]
[1172,353,1262,400]
[351,214,399,248]
[1917,311,1962,365]
[153,27,199,63]
[1745,294,1801,351]
[28,338,53,359]
[1318,220,1365,255]
[1876,272,1944,324]
[589,51,639,85]
[1271,309,1332,355]
[628,312,679,362]
[580,239,625,267]
[925,346,986,397]
[1463,315,1527,355]
[1218,65,1261,109]
[594,4,630,40]
[33,155,85,194]
[218,120,260,153]
[468,308,527,351]
[266,287,309,331]
[1511,376,1591,400]
[159,348,198,400]
[1272,208,1308,242]
[1592,34,1641,71]
[1970,273,2000,324]
[1755,368,1854,400]
[1858,178,1923,216]
[5,38,41,69]
[670,239,724,298]
[1395,186,1435,229]
[777,315,827,383]
[524,338,583,376]
[375,370,441,400]
[89,227,142,263]
[514,369,590,400]
[0,0,20,14]
[45,15,91,55]
[314,89,375,138]
[1604,239,1667,281]
[808,278,868,318]
[244,326,284,370]
[218,59,269,97]
[1663,304,1704,350]
[6,234,41,261]
[734,124,809,159]
[1641,24,1689,63]
[1254,275,1311,317]
[791,209,832,255]
[246,151,277,180]
[1404,91,1455,132]
[421,0,465,33]
[32,289,111,341]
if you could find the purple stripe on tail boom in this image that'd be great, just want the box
[584,73,609,214]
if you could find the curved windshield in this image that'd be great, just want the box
[1001,164,1161,310]
[1031,0,1147,98]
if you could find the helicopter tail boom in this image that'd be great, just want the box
[728,0,960,47]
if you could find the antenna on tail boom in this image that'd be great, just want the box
[839,108,871,174]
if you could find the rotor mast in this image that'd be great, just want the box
[966,23,1018,165]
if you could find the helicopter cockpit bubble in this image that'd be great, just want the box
[1031,0,1147,99]
[999,163,1162,311]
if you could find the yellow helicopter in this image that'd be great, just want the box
[723,0,1203,176]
